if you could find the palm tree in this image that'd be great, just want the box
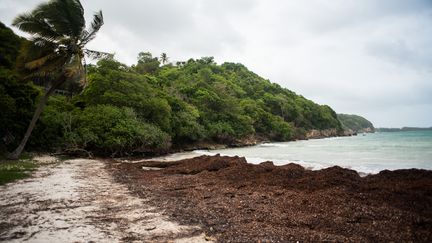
[8,0,112,159]
[160,52,168,65]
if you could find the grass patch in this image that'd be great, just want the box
[0,160,37,185]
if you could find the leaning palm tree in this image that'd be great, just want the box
[8,0,112,159]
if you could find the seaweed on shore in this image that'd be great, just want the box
[110,155,432,242]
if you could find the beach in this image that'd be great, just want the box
[0,156,209,242]
[1,153,431,242]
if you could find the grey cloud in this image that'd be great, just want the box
[302,0,432,33]
[0,0,44,26]
[84,0,196,44]
[366,39,432,71]
[82,0,250,61]
[1,0,431,127]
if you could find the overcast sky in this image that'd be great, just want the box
[1,0,431,127]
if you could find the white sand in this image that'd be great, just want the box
[0,156,210,242]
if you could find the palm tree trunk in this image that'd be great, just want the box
[7,81,61,160]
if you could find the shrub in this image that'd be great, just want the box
[69,105,171,155]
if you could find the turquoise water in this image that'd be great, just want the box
[196,131,432,174]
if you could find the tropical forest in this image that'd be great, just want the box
[1,19,344,158]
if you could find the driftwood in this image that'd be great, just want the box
[52,148,93,158]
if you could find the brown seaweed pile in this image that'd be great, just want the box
[110,155,432,242]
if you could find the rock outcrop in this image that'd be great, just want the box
[305,128,340,139]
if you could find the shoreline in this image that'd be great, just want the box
[163,129,367,156]
[119,149,431,177]
[119,132,430,176]
[117,129,362,161]
[33,128,366,162]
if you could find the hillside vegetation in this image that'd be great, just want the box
[338,114,374,133]
[1,22,343,156]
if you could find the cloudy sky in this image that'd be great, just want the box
[1,0,431,127]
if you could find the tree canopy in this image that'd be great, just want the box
[2,18,346,157]
[5,0,109,159]
[338,114,374,132]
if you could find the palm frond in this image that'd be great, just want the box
[84,49,114,60]
[12,13,62,40]
[25,0,85,38]
[23,55,68,79]
[30,36,58,48]
[13,0,106,89]
[80,10,104,45]
[16,40,56,72]
[24,53,58,70]
[61,0,85,37]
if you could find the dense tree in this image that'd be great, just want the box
[2,25,345,157]
[0,23,40,152]
[135,52,160,74]
[67,105,170,155]
[0,22,25,69]
[338,114,374,132]
[0,71,41,152]
[7,0,110,159]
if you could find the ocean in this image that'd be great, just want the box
[195,131,432,174]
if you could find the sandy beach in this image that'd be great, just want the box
[0,156,209,242]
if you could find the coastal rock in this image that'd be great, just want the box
[362,127,374,133]
[343,129,356,136]
[306,128,339,139]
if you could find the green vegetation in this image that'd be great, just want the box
[0,22,41,154]
[0,155,37,185]
[1,1,344,157]
[6,0,109,159]
[0,22,25,69]
[2,50,343,156]
[338,114,374,133]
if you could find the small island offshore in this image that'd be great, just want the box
[1,0,431,242]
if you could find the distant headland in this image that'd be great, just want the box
[376,127,432,132]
